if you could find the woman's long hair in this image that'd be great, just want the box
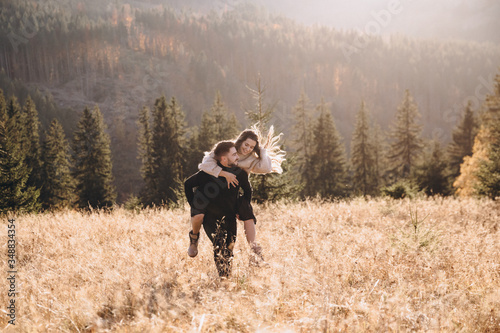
[234,124,286,174]
[235,129,261,158]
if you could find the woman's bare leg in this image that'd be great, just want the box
[244,219,265,265]
[243,219,256,245]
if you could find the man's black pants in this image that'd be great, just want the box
[202,214,237,277]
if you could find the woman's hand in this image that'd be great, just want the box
[220,170,239,188]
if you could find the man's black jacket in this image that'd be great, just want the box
[184,164,251,219]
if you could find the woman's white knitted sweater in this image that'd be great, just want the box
[198,148,272,177]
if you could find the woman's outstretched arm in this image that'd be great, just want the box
[248,148,273,174]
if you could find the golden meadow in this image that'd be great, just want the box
[1,197,499,332]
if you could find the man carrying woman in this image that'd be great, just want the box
[184,141,251,277]
[186,125,285,266]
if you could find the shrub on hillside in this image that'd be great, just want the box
[382,180,418,199]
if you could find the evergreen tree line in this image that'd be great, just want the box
[0,89,114,213]
[3,0,499,204]
[1,73,500,214]
[291,87,483,199]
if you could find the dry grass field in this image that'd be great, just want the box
[1,197,499,332]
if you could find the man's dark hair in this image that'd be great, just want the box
[213,141,236,161]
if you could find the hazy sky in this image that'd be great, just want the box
[226,0,500,43]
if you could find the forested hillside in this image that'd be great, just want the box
[1,0,499,202]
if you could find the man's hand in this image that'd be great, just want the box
[220,170,238,188]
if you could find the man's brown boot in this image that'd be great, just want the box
[188,231,200,257]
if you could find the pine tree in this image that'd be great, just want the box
[245,75,273,131]
[308,99,349,198]
[245,78,293,202]
[291,91,314,195]
[185,127,201,177]
[137,105,154,199]
[447,101,478,180]
[40,119,74,209]
[475,121,500,198]
[72,106,116,209]
[372,123,387,192]
[23,95,43,191]
[351,101,377,196]
[454,72,500,197]
[250,152,300,203]
[0,92,40,214]
[475,73,500,198]
[190,91,240,175]
[415,141,451,196]
[140,96,186,206]
[198,91,240,153]
[453,125,491,197]
[292,91,314,167]
[246,77,274,201]
[388,89,424,180]
[166,96,186,179]
[226,113,239,140]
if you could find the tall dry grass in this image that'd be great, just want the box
[1,197,499,332]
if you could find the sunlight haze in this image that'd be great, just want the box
[215,0,500,43]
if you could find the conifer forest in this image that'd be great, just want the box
[1,0,500,209]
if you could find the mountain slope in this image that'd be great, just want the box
[1,0,499,200]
